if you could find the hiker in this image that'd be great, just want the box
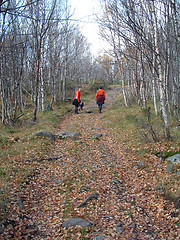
[73,88,81,114]
[95,86,106,113]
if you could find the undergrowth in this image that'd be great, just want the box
[103,96,180,208]
[0,85,95,221]
[0,85,179,225]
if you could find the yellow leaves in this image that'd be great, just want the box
[97,54,113,70]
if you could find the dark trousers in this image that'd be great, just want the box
[74,99,79,114]
[75,105,78,114]
[97,102,103,113]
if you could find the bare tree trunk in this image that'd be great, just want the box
[151,1,170,139]
[120,64,128,107]
[1,79,6,124]
[152,52,158,115]
[170,0,180,119]
[40,63,45,111]
[134,58,141,106]
[32,49,40,121]
[140,52,147,108]
[62,73,66,101]
[59,70,62,100]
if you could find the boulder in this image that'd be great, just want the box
[93,235,106,240]
[62,218,92,228]
[58,131,81,139]
[77,192,98,208]
[31,130,56,141]
[138,160,145,167]
[166,154,180,164]
[166,164,175,173]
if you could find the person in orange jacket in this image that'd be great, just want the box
[74,88,81,114]
[95,86,106,113]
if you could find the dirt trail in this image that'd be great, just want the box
[1,87,179,239]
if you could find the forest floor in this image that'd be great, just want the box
[0,86,179,239]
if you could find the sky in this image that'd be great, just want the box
[69,0,110,56]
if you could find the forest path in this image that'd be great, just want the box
[1,86,179,239]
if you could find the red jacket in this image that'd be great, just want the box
[74,90,81,102]
[95,89,106,101]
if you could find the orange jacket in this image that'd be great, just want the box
[74,90,81,102]
[95,89,106,101]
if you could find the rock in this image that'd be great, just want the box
[104,215,112,221]
[58,131,81,139]
[75,140,83,144]
[93,235,106,240]
[133,165,138,169]
[79,185,90,193]
[123,149,129,153]
[134,161,145,169]
[54,180,63,184]
[115,221,124,233]
[116,226,123,233]
[116,220,123,227]
[128,222,136,229]
[138,160,145,167]
[17,196,24,210]
[110,180,120,185]
[61,200,66,205]
[166,164,175,173]
[31,130,56,141]
[166,154,180,164]
[77,192,98,208]
[87,168,95,172]
[91,135,101,140]
[62,218,92,228]
[71,136,80,141]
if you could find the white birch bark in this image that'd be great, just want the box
[40,64,45,111]
[151,1,170,139]
[152,52,158,115]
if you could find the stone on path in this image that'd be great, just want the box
[77,192,98,208]
[58,131,81,139]
[31,130,56,141]
[62,218,92,228]
[166,154,180,164]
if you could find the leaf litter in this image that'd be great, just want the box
[0,87,179,239]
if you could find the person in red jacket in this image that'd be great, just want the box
[95,86,106,113]
[74,88,81,114]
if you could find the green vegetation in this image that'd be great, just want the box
[0,84,179,227]
[103,96,179,208]
[103,96,179,146]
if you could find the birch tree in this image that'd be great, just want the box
[98,0,179,139]
[0,0,28,124]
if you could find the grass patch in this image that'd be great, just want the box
[103,96,180,208]
[103,97,179,145]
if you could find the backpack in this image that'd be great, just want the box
[97,95,104,103]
